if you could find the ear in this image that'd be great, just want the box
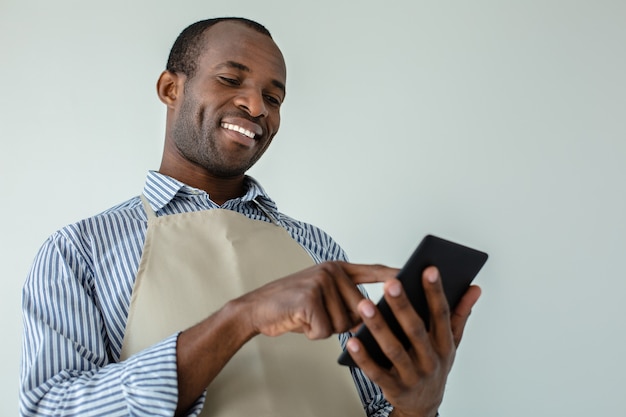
[156,70,184,108]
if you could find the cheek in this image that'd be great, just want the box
[178,95,205,127]
[270,111,281,134]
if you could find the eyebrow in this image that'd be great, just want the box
[218,60,286,94]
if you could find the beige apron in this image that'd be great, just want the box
[120,196,364,416]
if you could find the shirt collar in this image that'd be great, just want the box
[142,170,278,212]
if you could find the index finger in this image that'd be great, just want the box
[337,262,400,284]
[320,262,397,324]
[324,262,399,326]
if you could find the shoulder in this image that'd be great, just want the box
[58,196,145,241]
[34,196,146,270]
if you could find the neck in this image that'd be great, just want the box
[159,151,246,207]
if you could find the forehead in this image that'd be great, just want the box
[196,21,286,83]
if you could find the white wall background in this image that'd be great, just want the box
[2,0,625,416]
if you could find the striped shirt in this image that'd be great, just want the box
[20,171,393,417]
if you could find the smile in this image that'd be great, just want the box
[221,122,256,139]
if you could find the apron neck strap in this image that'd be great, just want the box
[252,199,281,227]
[140,194,157,220]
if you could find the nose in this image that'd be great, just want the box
[234,88,268,118]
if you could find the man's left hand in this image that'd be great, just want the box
[345,266,482,417]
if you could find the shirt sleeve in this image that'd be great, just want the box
[20,233,203,417]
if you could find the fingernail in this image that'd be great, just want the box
[426,268,438,283]
[387,281,402,297]
[347,339,360,353]
[361,302,375,318]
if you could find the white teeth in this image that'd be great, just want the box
[221,122,256,139]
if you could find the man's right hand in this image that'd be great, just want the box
[234,261,400,339]
[175,261,399,415]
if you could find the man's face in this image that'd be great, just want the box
[170,22,287,178]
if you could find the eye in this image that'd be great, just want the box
[218,76,240,86]
[264,94,282,107]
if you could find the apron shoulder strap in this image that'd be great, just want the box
[139,194,157,220]
[251,198,281,226]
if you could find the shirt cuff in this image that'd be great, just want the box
[121,333,206,416]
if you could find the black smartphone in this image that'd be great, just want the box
[337,234,488,369]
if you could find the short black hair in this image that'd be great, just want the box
[166,17,272,79]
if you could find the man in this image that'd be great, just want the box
[20,17,481,417]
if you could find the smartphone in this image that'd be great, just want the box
[337,234,488,369]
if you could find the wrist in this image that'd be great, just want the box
[221,298,260,341]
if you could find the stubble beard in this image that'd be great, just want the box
[171,99,261,179]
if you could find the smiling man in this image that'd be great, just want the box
[20,17,480,417]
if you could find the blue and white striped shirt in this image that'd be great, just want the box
[20,171,393,417]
